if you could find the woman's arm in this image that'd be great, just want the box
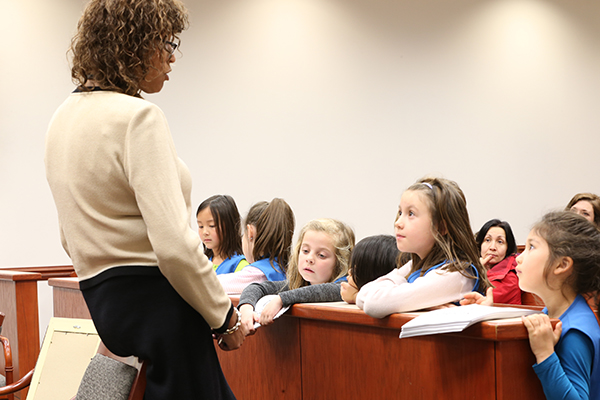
[356,264,476,318]
[126,104,232,331]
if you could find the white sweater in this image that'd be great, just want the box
[356,260,476,318]
[45,90,231,329]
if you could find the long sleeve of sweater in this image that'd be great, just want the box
[239,281,342,308]
[239,281,288,308]
[123,100,232,330]
[45,92,232,330]
[356,261,475,318]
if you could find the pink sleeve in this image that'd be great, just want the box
[217,266,267,295]
[356,262,476,318]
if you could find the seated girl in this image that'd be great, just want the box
[196,194,248,274]
[475,219,522,304]
[463,211,600,400]
[565,192,600,227]
[239,218,355,330]
[341,235,400,304]
[356,177,490,318]
[218,198,295,294]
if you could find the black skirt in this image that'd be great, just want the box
[81,266,236,400]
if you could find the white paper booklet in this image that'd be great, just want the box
[253,294,291,329]
[399,304,539,338]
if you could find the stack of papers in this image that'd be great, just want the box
[253,295,291,329]
[399,304,539,338]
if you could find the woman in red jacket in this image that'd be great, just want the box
[475,219,522,304]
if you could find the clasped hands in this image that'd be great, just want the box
[239,296,283,333]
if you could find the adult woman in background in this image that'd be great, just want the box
[44,1,244,398]
[565,192,600,227]
[475,219,522,304]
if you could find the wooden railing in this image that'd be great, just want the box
[7,267,598,400]
[0,266,76,280]
[0,265,75,390]
[48,279,548,400]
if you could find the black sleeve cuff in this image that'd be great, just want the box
[214,303,235,334]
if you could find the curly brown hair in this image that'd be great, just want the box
[70,0,189,96]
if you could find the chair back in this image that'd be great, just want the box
[74,354,138,400]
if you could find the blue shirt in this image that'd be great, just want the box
[407,261,480,292]
[249,258,286,281]
[533,295,600,400]
[212,253,247,275]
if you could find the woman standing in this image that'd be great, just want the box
[45,1,244,398]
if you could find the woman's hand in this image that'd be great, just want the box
[480,255,494,268]
[239,304,258,336]
[218,327,245,351]
[259,295,283,326]
[460,287,494,306]
[522,314,562,364]
[216,308,247,351]
[341,275,359,304]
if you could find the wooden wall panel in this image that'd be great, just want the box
[0,273,40,380]
[216,317,302,400]
[0,271,42,400]
[300,319,496,400]
[495,340,544,400]
[49,278,90,320]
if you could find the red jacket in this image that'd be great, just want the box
[488,254,522,304]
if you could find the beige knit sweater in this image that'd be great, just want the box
[45,90,231,329]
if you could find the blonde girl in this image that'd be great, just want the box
[356,177,490,317]
[196,194,248,274]
[239,218,355,330]
[218,198,295,294]
[463,211,600,400]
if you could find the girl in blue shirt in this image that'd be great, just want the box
[464,211,600,400]
[218,198,296,293]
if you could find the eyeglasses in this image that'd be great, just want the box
[164,39,179,56]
